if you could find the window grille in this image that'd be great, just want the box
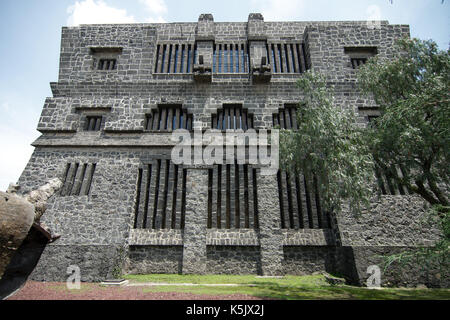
[375,164,410,196]
[154,43,196,73]
[60,162,96,196]
[207,163,259,229]
[213,43,249,73]
[277,170,329,229]
[272,104,299,130]
[345,47,377,69]
[84,116,102,131]
[133,160,187,229]
[98,59,117,70]
[367,115,410,195]
[145,105,193,131]
[266,43,309,74]
[212,105,254,130]
[351,58,367,69]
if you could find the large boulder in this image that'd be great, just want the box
[0,192,35,278]
[0,178,63,280]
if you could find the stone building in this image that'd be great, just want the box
[17,14,445,287]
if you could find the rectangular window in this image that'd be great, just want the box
[345,47,377,69]
[90,47,122,72]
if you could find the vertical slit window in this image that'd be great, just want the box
[301,43,309,71]
[277,170,328,229]
[207,163,258,229]
[147,105,193,131]
[277,44,283,73]
[98,59,117,71]
[161,45,166,73]
[154,45,160,73]
[173,45,178,73]
[133,160,187,230]
[180,44,185,72]
[230,44,233,73]
[61,162,96,196]
[213,43,249,73]
[351,58,367,69]
[167,45,172,73]
[268,42,307,73]
[155,43,196,73]
[187,44,191,73]
[133,168,143,229]
[284,44,290,73]
[212,105,253,130]
[272,105,298,130]
[84,116,102,131]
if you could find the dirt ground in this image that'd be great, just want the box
[7,281,264,300]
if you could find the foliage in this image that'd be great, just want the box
[358,38,449,273]
[358,38,449,210]
[279,71,374,214]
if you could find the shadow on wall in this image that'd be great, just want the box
[0,228,49,299]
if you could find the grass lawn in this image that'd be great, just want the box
[122,274,450,300]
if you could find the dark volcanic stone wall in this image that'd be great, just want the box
[125,245,183,274]
[206,246,261,274]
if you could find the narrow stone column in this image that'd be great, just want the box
[256,171,284,275]
[182,168,209,274]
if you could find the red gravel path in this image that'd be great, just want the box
[7,281,264,300]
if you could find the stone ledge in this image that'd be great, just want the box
[282,228,334,246]
[206,229,259,246]
[128,229,183,245]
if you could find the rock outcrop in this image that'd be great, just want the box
[0,178,62,279]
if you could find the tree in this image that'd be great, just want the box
[358,38,449,270]
[279,72,375,215]
[280,38,449,271]
[358,38,449,214]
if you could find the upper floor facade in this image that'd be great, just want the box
[56,13,410,84]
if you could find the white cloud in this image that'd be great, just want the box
[66,0,168,25]
[67,0,136,26]
[140,0,167,15]
[251,0,305,21]
[139,0,168,23]
[1,102,11,112]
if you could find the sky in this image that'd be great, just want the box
[0,0,448,191]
